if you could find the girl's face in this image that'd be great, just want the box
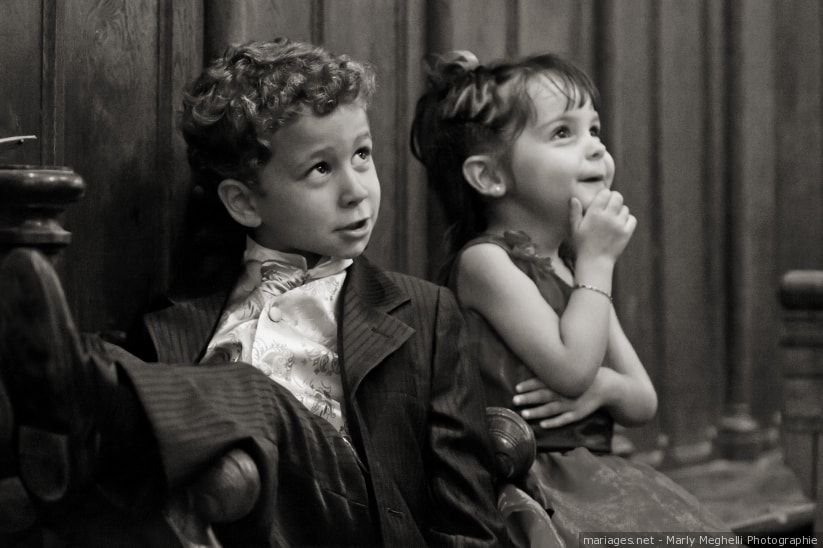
[505,77,614,227]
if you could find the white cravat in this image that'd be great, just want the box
[202,238,352,433]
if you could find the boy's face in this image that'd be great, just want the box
[250,103,380,264]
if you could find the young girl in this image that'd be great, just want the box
[411,51,733,545]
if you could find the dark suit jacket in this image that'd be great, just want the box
[129,255,506,547]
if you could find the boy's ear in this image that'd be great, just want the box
[462,154,507,197]
[217,179,262,228]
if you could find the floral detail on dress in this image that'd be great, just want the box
[503,230,555,279]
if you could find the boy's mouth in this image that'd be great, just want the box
[337,218,371,235]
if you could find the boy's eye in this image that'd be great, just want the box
[353,147,372,164]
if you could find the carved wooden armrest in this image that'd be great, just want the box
[486,406,537,480]
[164,449,261,547]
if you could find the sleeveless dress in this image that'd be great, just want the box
[450,233,733,546]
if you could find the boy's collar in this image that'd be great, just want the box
[242,236,352,277]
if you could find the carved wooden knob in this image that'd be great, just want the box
[0,165,85,254]
[189,448,261,523]
[486,406,536,480]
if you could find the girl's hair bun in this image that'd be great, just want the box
[424,50,481,88]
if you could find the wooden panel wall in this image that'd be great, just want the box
[2,0,822,463]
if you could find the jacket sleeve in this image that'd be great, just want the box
[424,286,510,547]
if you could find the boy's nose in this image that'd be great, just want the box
[339,169,370,206]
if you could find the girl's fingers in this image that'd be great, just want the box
[539,411,578,429]
[515,377,547,393]
[520,401,568,420]
[605,190,624,212]
[588,188,612,211]
[569,197,583,229]
[626,214,638,234]
[513,388,557,406]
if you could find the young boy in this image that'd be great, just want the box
[0,38,507,546]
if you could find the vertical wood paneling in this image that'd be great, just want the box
[727,0,780,425]
[58,0,162,333]
[703,0,729,447]
[775,0,823,271]
[517,0,595,74]
[599,0,661,452]
[204,0,314,59]
[658,0,718,455]
[400,0,428,278]
[160,0,203,289]
[323,0,403,272]
[428,0,509,63]
[0,0,43,166]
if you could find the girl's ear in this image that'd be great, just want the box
[217,179,262,228]
[462,154,507,198]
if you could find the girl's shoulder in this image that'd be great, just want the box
[448,234,520,290]
[459,231,557,280]
[453,231,571,315]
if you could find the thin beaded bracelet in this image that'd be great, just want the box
[573,284,612,302]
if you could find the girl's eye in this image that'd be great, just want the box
[590,126,601,137]
[552,126,571,140]
[311,162,331,175]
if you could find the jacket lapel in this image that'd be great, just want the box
[143,290,228,363]
[339,257,415,396]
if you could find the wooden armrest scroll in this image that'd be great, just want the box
[486,406,536,480]
[165,449,261,547]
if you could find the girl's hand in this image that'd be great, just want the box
[570,189,637,265]
[513,370,615,429]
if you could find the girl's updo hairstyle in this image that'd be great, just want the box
[411,50,599,256]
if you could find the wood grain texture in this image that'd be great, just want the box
[727,0,780,425]
[0,0,43,166]
[204,0,314,59]
[775,0,823,271]
[58,0,162,333]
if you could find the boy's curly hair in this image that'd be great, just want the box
[180,37,376,191]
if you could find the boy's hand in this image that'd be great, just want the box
[513,371,614,429]
[569,189,636,265]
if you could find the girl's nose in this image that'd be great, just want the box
[587,136,606,159]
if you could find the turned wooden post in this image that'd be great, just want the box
[779,269,823,531]
[0,164,85,538]
[0,164,85,258]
